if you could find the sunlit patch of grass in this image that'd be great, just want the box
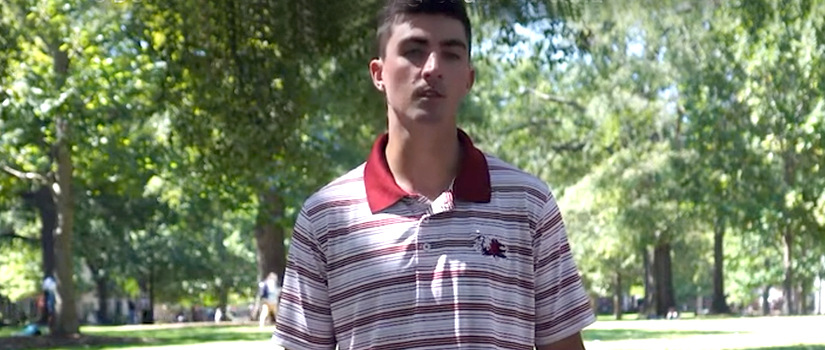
[583,315,825,350]
[1,324,273,350]
[2,316,823,350]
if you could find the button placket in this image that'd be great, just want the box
[410,200,427,299]
[415,212,430,252]
[413,211,431,304]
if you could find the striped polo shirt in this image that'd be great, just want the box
[273,129,595,350]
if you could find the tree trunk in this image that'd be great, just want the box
[216,227,229,321]
[653,242,676,317]
[762,285,771,316]
[613,271,623,320]
[800,282,808,315]
[255,189,286,284]
[218,286,229,321]
[52,114,79,336]
[818,265,824,315]
[22,187,56,280]
[643,246,654,317]
[49,40,79,336]
[95,276,109,325]
[782,226,795,315]
[781,145,796,316]
[711,215,730,314]
[146,265,156,324]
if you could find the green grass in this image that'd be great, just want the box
[0,324,273,350]
[0,327,16,337]
[595,311,735,322]
[57,324,271,350]
[742,347,825,350]
[583,315,825,350]
[1,316,823,350]
[83,324,270,344]
[582,328,734,341]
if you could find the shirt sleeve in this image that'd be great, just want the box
[533,189,595,346]
[272,208,336,350]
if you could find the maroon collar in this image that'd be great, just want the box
[364,129,491,213]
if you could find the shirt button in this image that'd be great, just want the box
[422,243,431,251]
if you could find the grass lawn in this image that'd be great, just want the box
[583,315,825,350]
[85,323,273,349]
[0,323,275,350]
[0,327,15,337]
[0,316,823,349]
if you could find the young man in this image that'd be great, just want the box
[258,272,281,328]
[272,1,595,349]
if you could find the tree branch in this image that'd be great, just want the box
[526,88,587,113]
[0,229,39,245]
[1,164,49,184]
[501,118,548,134]
[549,141,587,153]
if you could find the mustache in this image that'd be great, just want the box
[413,85,445,97]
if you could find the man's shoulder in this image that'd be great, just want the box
[301,163,368,215]
[484,154,552,198]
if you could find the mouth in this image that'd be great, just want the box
[415,87,445,99]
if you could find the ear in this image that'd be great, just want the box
[369,58,385,92]
[466,65,475,92]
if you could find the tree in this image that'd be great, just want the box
[131,0,591,286]
[711,0,825,314]
[1,0,174,332]
[0,0,87,335]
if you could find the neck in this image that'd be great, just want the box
[385,120,460,200]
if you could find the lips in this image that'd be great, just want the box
[415,87,444,98]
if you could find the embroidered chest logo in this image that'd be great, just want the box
[473,234,507,259]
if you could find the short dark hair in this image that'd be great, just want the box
[375,0,472,58]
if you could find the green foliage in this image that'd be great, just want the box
[0,240,40,301]
[466,0,825,314]
[1,0,824,319]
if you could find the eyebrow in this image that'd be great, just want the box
[401,36,467,51]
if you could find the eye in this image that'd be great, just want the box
[444,52,462,60]
[404,48,425,59]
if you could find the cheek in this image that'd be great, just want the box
[388,66,413,86]
[384,69,415,102]
[449,75,471,94]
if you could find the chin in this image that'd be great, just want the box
[414,111,443,121]
[390,105,453,127]
[409,113,447,125]
[408,107,451,124]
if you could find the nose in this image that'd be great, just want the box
[422,52,443,80]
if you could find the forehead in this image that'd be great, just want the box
[385,14,467,46]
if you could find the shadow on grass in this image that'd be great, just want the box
[583,328,735,341]
[0,324,271,350]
